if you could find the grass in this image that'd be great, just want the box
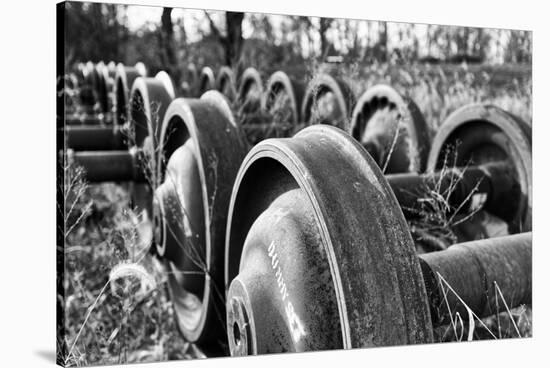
[60,165,202,366]
[60,60,532,365]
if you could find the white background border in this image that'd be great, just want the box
[0,0,547,367]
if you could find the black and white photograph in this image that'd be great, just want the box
[3,0,548,367]
[56,1,535,366]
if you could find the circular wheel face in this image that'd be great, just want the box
[427,104,532,239]
[154,93,248,352]
[301,74,354,131]
[225,125,433,355]
[350,85,431,174]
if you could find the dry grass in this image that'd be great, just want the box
[60,164,202,366]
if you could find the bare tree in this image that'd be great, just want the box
[205,11,245,66]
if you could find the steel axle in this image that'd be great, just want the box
[67,149,146,183]
[388,161,519,220]
[64,125,127,151]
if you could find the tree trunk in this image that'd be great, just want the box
[225,12,244,66]
[319,17,333,58]
[159,7,180,83]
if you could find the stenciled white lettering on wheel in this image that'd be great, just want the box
[267,240,306,343]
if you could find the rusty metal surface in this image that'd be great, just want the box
[155,91,248,352]
[350,84,431,173]
[225,125,433,355]
[419,232,531,326]
[427,104,532,236]
[301,74,356,130]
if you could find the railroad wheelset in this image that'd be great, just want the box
[151,96,531,354]
[66,71,176,221]
[350,84,431,173]
[61,63,532,358]
[224,125,531,355]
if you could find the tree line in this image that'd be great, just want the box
[63,2,532,75]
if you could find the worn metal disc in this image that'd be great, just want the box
[301,74,355,130]
[350,84,431,173]
[225,125,433,355]
[216,66,237,102]
[237,67,264,113]
[199,66,216,96]
[263,70,304,127]
[154,91,248,352]
[427,104,532,238]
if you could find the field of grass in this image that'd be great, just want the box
[59,61,532,366]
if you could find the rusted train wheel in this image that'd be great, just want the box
[154,91,248,354]
[350,84,431,173]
